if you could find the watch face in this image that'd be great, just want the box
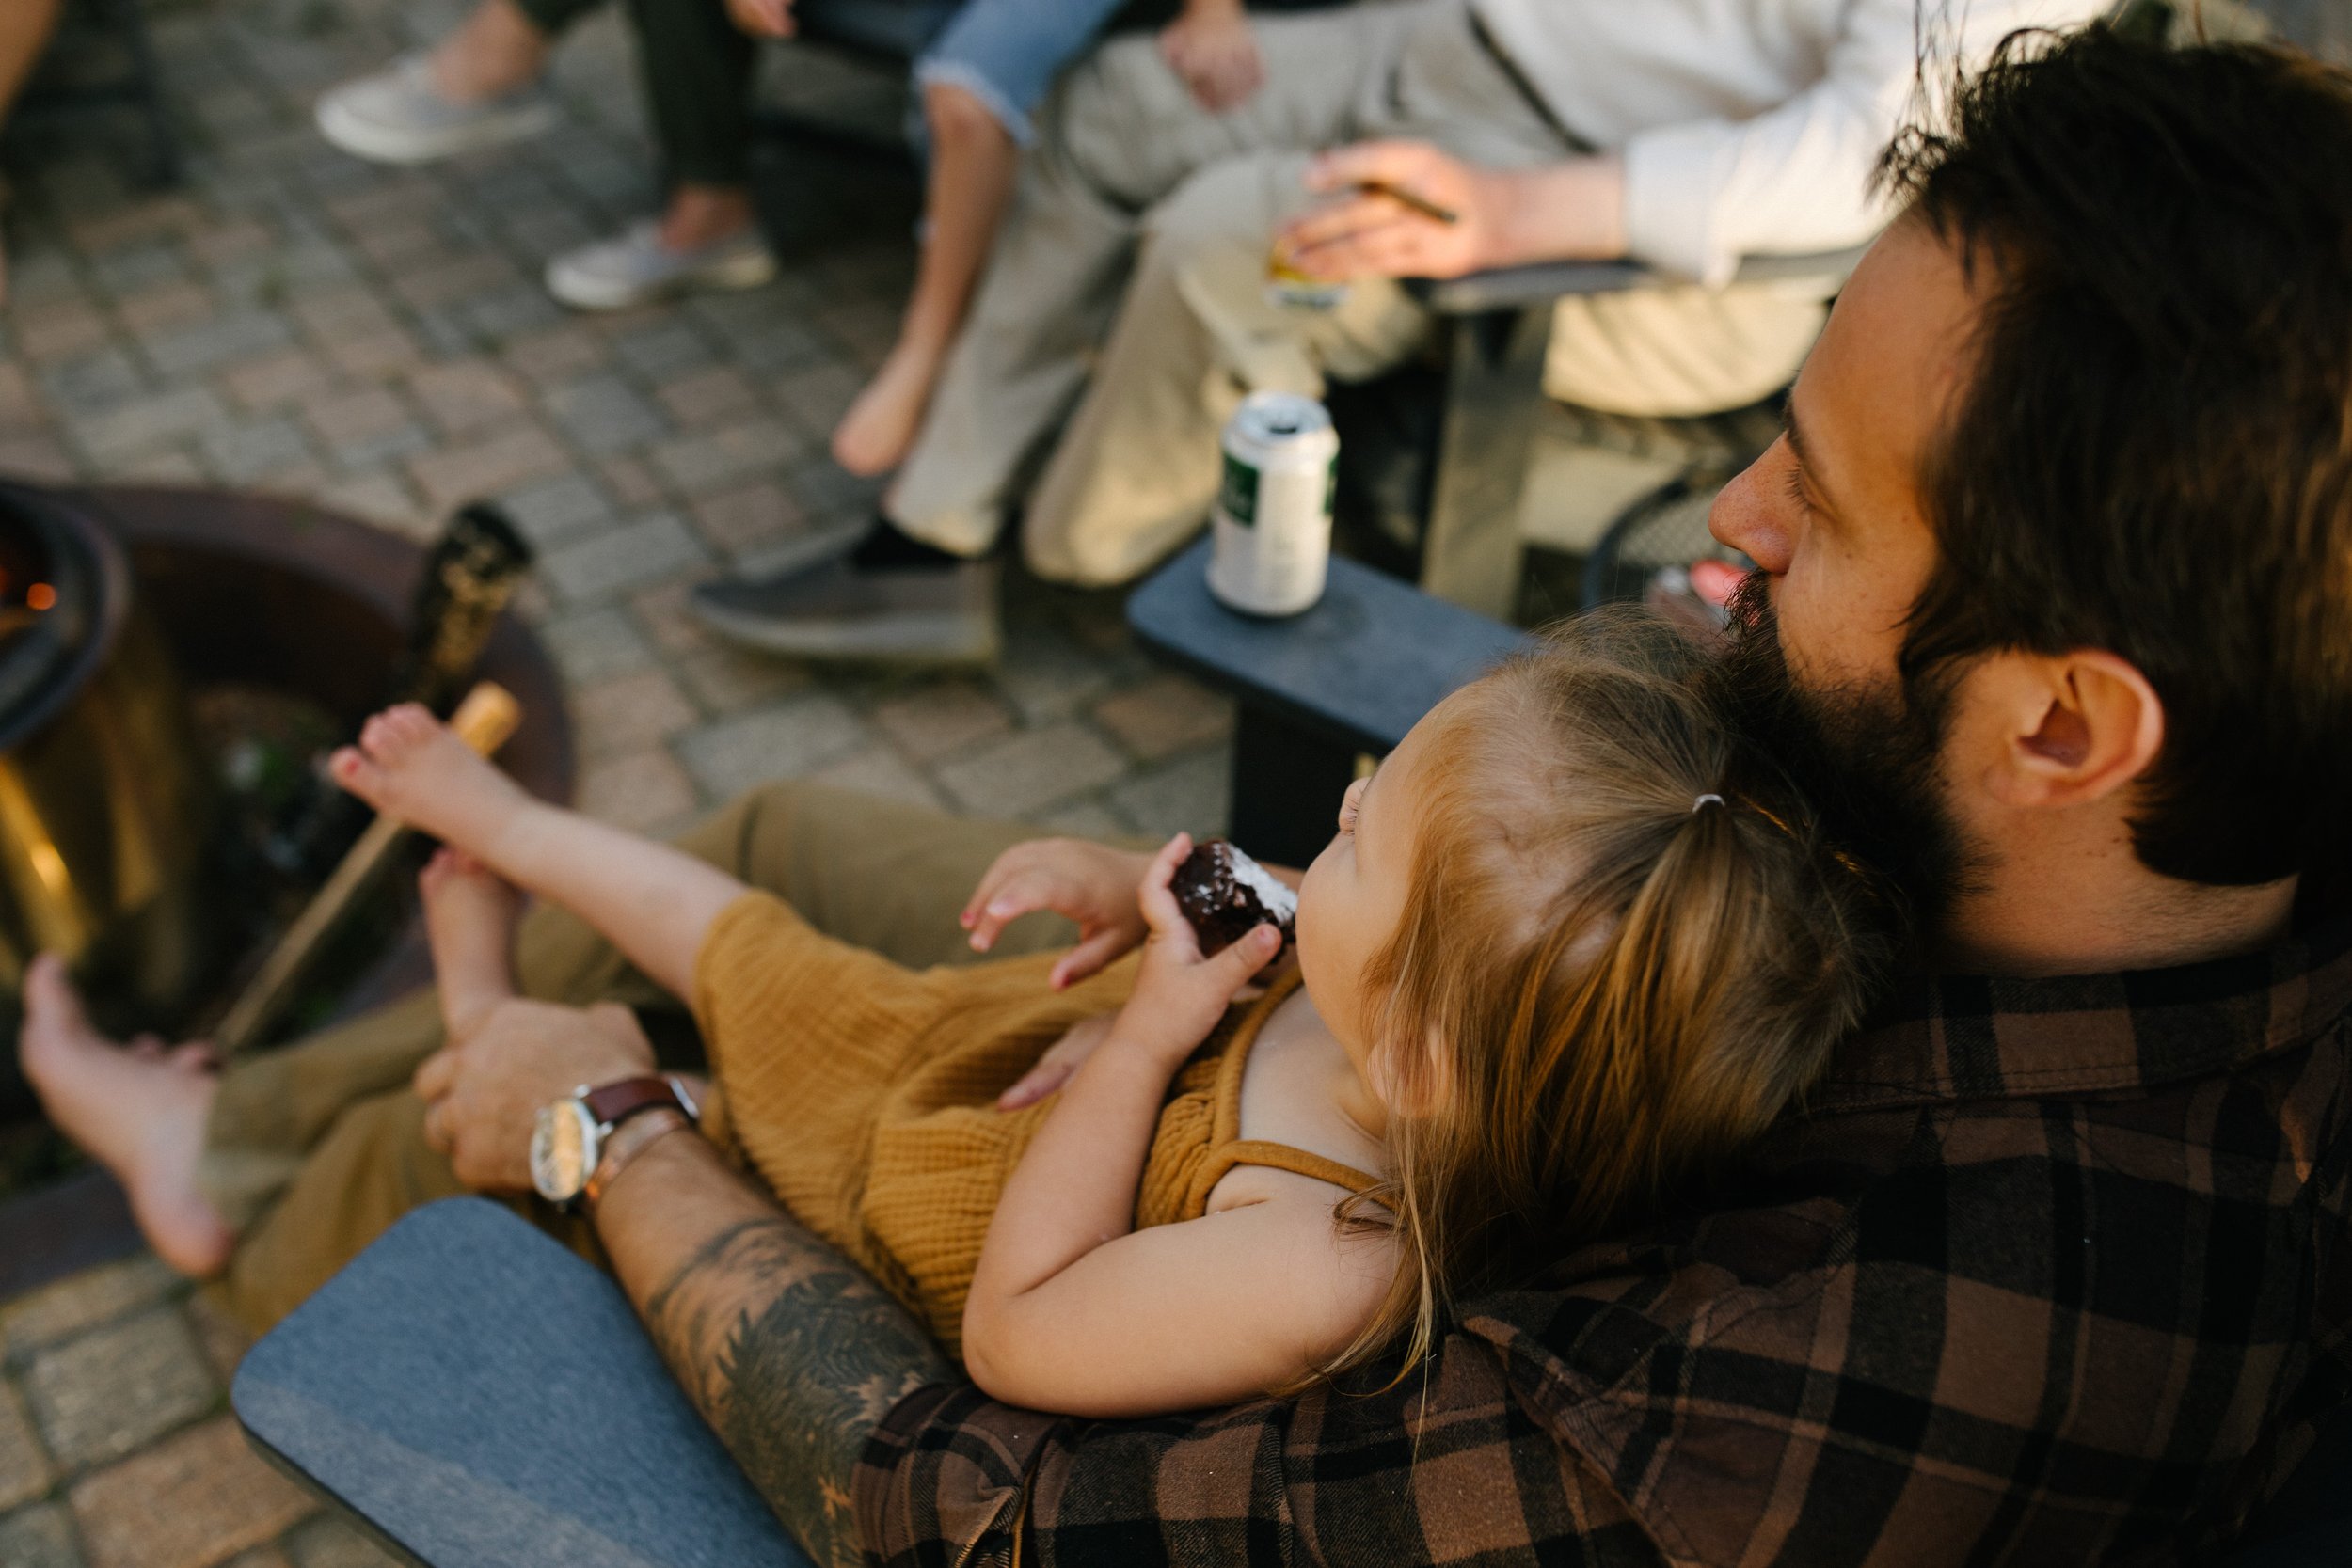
[530,1099,598,1203]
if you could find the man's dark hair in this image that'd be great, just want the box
[1883,25,2352,889]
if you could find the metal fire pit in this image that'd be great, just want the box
[0,484,574,1292]
[0,482,214,1027]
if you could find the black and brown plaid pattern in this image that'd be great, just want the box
[858,919,2352,1566]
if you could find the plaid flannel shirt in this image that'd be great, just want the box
[857,917,2352,1567]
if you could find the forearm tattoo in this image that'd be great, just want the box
[644,1217,951,1568]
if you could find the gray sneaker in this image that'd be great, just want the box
[315,54,559,166]
[545,221,777,311]
[690,556,1002,664]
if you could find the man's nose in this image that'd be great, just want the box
[1708,451,1794,577]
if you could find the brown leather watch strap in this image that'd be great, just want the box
[580,1075,695,1130]
[584,1108,690,1212]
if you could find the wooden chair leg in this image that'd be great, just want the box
[1418,306,1550,620]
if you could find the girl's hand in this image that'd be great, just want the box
[1110,833,1283,1068]
[996,1013,1113,1110]
[962,838,1153,989]
[1158,0,1263,113]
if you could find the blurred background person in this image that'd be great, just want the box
[687,0,2106,664]
[825,0,1267,477]
[316,0,1266,495]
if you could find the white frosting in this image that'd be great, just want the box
[1224,845,1298,923]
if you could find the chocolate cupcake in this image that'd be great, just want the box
[1171,839,1297,957]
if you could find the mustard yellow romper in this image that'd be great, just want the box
[691,892,1379,1356]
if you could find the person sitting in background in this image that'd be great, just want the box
[0,0,62,306]
[684,0,2105,666]
[313,0,1267,474]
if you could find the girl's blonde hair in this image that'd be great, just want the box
[1327,612,1893,1382]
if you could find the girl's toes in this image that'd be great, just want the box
[331,746,385,800]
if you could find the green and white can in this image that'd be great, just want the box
[1206,391,1339,617]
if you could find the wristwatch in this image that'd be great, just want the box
[530,1075,701,1208]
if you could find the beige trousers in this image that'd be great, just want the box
[889,0,1829,587]
[199,784,1079,1332]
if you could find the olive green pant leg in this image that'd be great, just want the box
[208,784,1077,1331]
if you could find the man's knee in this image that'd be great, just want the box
[688,780,949,880]
[1039,33,1194,209]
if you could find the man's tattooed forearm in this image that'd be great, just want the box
[643,1216,951,1568]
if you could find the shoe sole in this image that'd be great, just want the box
[545,248,779,312]
[315,94,560,166]
[691,598,1001,666]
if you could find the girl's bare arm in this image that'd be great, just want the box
[334,705,746,999]
[962,1021,1394,1417]
[963,835,1393,1417]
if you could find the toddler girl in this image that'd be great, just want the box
[334,619,1886,1416]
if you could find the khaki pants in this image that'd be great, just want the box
[890,0,1830,587]
[202,784,1076,1332]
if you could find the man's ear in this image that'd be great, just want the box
[1972,649,2164,811]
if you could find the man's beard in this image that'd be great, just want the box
[1708,575,1981,949]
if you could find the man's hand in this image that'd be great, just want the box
[961,837,1153,988]
[725,0,795,38]
[413,998,657,1191]
[1158,0,1263,113]
[1278,144,1628,281]
[1279,142,1502,281]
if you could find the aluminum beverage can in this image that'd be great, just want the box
[1207,391,1339,617]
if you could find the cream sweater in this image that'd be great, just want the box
[1469,0,2112,285]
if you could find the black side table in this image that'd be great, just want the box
[1125,540,1528,867]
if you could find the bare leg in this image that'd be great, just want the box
[431,0,552,103]
[658,182,755,254]
[420,847,522,1040]
[834,82,1018,478]
[330,705,743,998]
[18,955,234,1277]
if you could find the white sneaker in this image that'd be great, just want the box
[544,221,778,311]
[316,54,560,166]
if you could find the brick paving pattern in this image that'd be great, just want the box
[0,0,1235,1560]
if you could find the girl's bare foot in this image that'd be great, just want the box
[421,847,521,1039]
[17,955,233,1277]
[330,703,529,859]
[831,340,947,477]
